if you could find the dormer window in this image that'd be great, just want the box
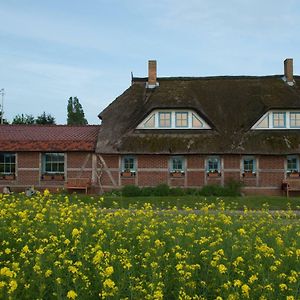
[137,109,211,130]
[252,110,300,130]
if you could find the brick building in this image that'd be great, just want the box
[1,59,300,195]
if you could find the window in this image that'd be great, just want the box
[170,156,185,172]
[192,113,203,128]
[287,155,299,172]
[122,156,136,172]
[243,156,256,174]
[42,153,64,174]
[159,112,171,127]
[175,112,188,127]
[207,156,220,173]
[0,153,16,174]
[290,112,300,128]
[137,109,211,130]
[144,114,155,128]
[273,112,286,128]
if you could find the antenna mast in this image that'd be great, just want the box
[0,88,4,125]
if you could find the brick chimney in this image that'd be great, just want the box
[147,60,158,88]
[284,58,294,85]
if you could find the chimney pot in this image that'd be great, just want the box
[284,58,294,85]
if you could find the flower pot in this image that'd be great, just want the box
[54,174,64,181]
[289,172,300,178]
[171,172,184,178]
[122,171,135,177]
[42,174,53,181]
[4,174,15,180]
[243,172,256,178]
[207,172,220,178]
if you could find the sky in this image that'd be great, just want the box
[0,0,300,124]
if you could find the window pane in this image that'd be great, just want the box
[144,115,155,128]
[176,112,188,127]
[123,157,135,171]
[192,114,203,128]
[273,112,286,128]
[159,112,171,127]
[290,112,300,128]
[207,157,219,171]
[243,159,254,172]
[0,153,16,174]
[287,156,298,171]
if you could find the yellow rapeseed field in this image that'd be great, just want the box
[0,190,299,299]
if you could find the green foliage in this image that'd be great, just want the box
[120,180,242,198]
[121,185,141,197]
[67,97,88,125]
[12,114,35,124]
[35,112,55,124]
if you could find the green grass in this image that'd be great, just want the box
[64,193,300,210]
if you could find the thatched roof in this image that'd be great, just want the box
[96,75,300,154]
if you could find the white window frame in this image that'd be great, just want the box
[252,110,300,130]
[42,153,65,174]
[137,109,211,130]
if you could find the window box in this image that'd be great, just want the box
[170,171,185,178]
[207,171,221,177]
[53,174,65,181]
[121,170,136,177]
[42,174,53,181]
[1,174,15,180]
[288,171,300,178]
[243,171,256,178]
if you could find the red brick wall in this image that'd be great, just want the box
[0,152,290,195]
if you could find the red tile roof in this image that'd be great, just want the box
[0,125,100,151]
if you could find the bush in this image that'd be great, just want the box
[199,184,224,196]
[121,185,141,197]
[153,184,170,196]
[223,179,243,196]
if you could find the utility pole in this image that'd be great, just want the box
[0,88,4,124]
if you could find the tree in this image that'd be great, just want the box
[0,105,9,124]
[67,97,88,125]
[35,112,56,125]
[12,114,35,124]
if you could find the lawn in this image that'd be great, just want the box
[0,191,299,299]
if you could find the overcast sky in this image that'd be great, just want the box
[0,0,299,124]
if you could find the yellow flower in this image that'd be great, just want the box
[71,228,80,238]
[286,297,295,300]
[8,280,17,293]
[43,189,50,197]
[241,284,250,298]
[45,269,52,277]
[218,264,227,274]
[248,274,258,284]
[67,290,77,299]
[237,228,246,235]
[279,283,288,291]
[4,248,11,254]
[234,280,242,287]
[104,266,114,276]
[103,278,117,289]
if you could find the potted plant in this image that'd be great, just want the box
[243,171,256,178]
[288,170,300,178]
[4,174,15,180]
[121,169,135,177]
[171,170,184,177]
[207,170,220,177]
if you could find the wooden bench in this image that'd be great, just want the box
[282,179,300,197]
[65,178,91,194]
